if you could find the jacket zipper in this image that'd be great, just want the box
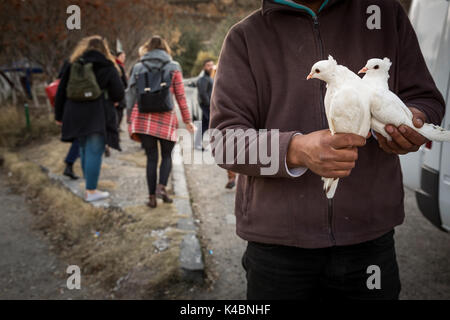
[312,15,336,245]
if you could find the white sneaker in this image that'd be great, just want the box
[85,190,110,202]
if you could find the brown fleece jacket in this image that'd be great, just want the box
[209,0,445,248]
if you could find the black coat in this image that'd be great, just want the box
[197,71,213,108]
[116,63,128,110]
[54,50,125,150]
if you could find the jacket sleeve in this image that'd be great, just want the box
[54,63,71,122]
[197,76,210,106]
[125,65,137,111]
[395,2,445,125]
[107,67,125,103]
[209,25,301,178]
[172,70,191,123]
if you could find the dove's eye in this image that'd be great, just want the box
[374,65,379,70]
[315,69,320,73]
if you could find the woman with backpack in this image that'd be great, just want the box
[55,35,125,202]
[126,35,195,208]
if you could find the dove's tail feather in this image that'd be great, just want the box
[416,123,450,142]
[322,177,340,199]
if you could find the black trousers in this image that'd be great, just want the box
[242,230,401,300]
[199,103,210,138]
[139,134,175,195]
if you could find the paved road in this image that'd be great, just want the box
[0,174,89,299]
[184,160,450,299]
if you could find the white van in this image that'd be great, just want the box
[400,0,450,231]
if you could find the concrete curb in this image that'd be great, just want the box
[172,144,205,284]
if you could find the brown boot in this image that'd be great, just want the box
[156,184,173,203]
[147,195,157,208]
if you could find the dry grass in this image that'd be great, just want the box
[1,150,188,298]
[0,104,59,148]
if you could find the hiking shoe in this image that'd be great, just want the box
[156,184,173,203]
[225,179,236,189]
[148,195,157,208]
[63,164,79,180]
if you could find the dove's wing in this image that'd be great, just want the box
[370,88,414,128]
[329,85,371,137]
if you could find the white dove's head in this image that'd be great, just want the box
[307,55,338,82]
[358,57,392,75]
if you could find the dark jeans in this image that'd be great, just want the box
[200,103,210,138]
[139,134,175,195]
[242,230,401,300]
[65,139,80,165]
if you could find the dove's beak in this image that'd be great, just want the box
[358,67,368,74]
[306,73,313,80]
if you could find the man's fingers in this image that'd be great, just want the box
[399,125,428,146]
[319,147,358,162]
[330,133,366,149]
[386,125,414,150]
[376,133,394,154]
[409,107,427,128]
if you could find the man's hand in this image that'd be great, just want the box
[375,107,429,155]
[287,130,366,178]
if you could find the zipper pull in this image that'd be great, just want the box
[313,15,319,26]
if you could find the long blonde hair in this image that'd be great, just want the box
[70,35,119,71]
[140,35,172,56]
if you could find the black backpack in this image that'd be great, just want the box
[135,61,173,113]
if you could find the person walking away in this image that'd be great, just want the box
[52,60,80,180]
[195,59,214,151]
[115,51,128,130]
[55,35,125,202]
[209,0,445,300]
[126,36,195,208]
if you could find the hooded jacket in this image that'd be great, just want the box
[55,50,125,150]
[209,0,445,248]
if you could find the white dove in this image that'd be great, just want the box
[359,58,450,142]
[307,56,372,199]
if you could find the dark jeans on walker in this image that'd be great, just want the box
[242,230,401,300]
[65,139,80,165]
[139,134,175,195]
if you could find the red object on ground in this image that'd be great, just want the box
[45,79,60,107]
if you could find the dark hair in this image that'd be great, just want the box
[203,59,214,66]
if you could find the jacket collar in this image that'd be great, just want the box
[262,0,341,16]
[141,49,172,64]
[81,50,113,67]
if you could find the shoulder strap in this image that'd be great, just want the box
[141,60,171,73]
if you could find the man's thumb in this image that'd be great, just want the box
[413,116,424,128]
